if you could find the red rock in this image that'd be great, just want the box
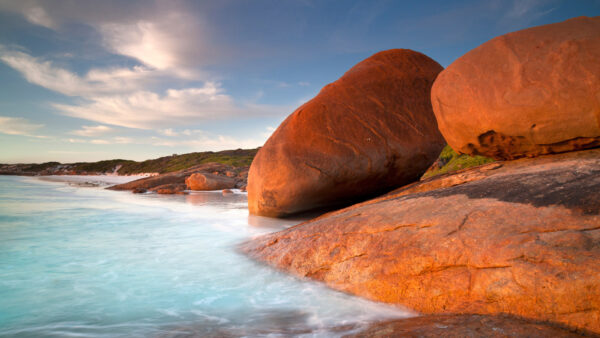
[248,49,445,217]
[153,183,187,194]
[243,148,600,333]
[222,189,233,195]
[109,163,247,193]
[185,173,236,191]
[431,17,600,160]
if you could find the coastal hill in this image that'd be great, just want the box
[0,148,257,176]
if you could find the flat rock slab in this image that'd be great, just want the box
[347,314,592,337]
[242,148,600,333]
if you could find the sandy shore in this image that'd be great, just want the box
[37,175,149,187]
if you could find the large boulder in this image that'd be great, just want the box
[242,148,600,333]
[431,16,600,160]
[185,172,236,191]
[248,49,445,217]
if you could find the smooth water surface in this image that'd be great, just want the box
[0,176,412,337]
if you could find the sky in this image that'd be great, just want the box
[0,0,598,163]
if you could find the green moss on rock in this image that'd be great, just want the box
[422,145,495,179]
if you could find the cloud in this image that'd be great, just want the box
[0,47,288,129]
[159,128,178,137]
[63,130,266,151]
[0,48,153,97]
[23,6,55,29]
[114,136,134,144]
[150,134,266,151]
[0,116,44,137]
[97,10,212,73]
[0,1,217,72]
[72,125,113,137]
[52,83,259,129]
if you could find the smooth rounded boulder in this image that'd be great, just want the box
[431,16,600,160]
[248,49,445,217]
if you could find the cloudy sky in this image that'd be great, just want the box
[0,0,598,163]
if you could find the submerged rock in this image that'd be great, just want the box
[248,49,445,217]
[348,314,586,337]
[153,183,187,195]
[431,16,600,160]
[242,148,600,333]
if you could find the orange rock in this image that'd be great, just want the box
[222,189,234,195]
[242,148,600,333]
[431,16,600,160]
[185,173,236,191]
[248,49,445,217]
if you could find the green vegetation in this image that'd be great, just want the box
[72,159,136,173]
[1,149,259,176]
[422,145,495,179]
[25,162,61,172]
[115,148,258,174]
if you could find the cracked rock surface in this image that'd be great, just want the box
[242,148,600,334]
[247,49,445,217]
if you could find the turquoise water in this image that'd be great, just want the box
[0,176,412,337]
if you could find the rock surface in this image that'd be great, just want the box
[431,16,600,160]
[186,173,236,191]
[154,183,187,195]
[108,163,247,194]
[248,49,445,217]
[242,148,600,333]
[348,314,587,338]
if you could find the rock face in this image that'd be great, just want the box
[242,148,600,333]
[185,173,236,191]
[431,16,600,160]
[348,314,585,338]
[248,49,445,217]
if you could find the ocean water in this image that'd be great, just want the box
[0,176,413,337]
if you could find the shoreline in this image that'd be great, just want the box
[35,174,151,187]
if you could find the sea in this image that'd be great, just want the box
[0,175,413,337]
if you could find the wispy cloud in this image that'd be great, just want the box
[0,47,287,129]
[23,6,55,29]
[52,83,283,129]
[71,125,113,137]
[64,131,267,151]
[0,47,153,97]
[0,116,45,137]
[159,128,178,137]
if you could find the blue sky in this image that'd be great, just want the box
[0,0,598,163]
